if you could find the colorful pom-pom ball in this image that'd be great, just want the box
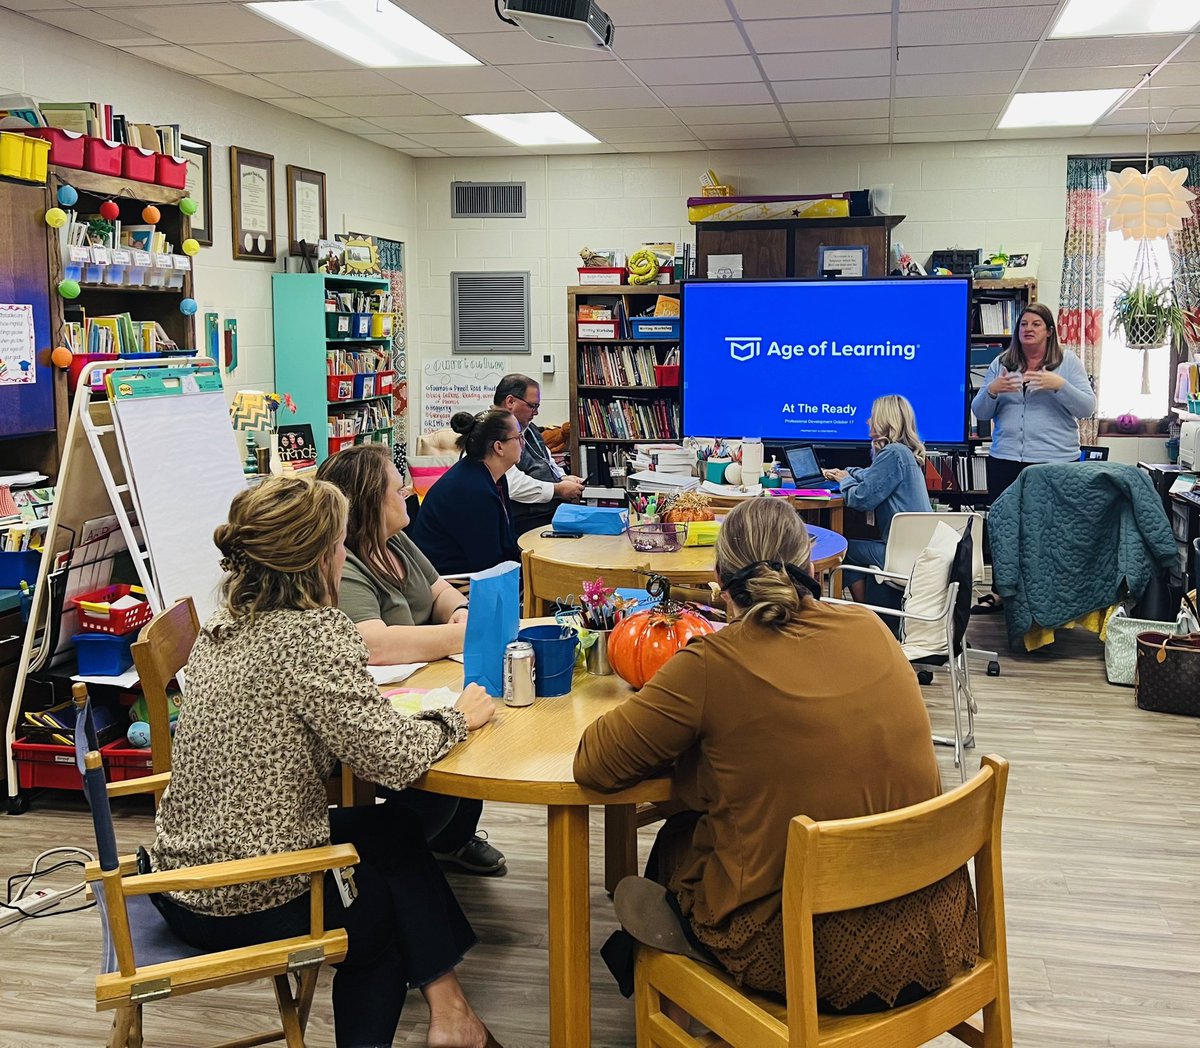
[57,185,78,207]
[99,200,120,221]
[50,346,73,368]
[180,297,198,316]
[127,721,152,748]
[182,238,200,256]
[58,279,81,300]
[179,196,198,216]
[142,205,161,224]
[44,207,67,228]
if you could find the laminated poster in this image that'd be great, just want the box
[0,303,36,385]
[420,357,508,433]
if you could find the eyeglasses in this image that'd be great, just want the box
[514,396,540,414]
[500,433,526,444]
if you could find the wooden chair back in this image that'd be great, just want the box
[130,597,199,781]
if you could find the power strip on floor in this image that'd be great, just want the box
[0,887,79,929]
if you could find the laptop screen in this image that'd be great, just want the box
[785,445,821,483]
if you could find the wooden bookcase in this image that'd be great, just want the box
[272,273,397,464]
[567,283,682,484]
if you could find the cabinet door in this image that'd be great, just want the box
[793,226,889,277]
[0,182,55,438]
[697,226,787,279]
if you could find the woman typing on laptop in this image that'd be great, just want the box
[822,394,931,602]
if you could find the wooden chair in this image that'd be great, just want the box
[130,597,199,789]
[633,754,1011,1048]
[73,684,356,1048]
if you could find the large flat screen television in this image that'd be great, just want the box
[681,277,972,445]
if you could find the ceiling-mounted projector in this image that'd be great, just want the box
[501,0,615,50]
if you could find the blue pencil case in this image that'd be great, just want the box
[551,505,628,535]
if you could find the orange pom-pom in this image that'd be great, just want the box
[142,205,161,224]
[51,346,73,368]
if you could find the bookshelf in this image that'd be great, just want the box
[567,283,682,484]
[272,273,398,464]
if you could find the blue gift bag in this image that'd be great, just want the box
[462,560,520,697]
[551,504,628,535]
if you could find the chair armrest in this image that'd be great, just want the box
[118,843,360,897]
[837,564,910,582]
[106,772,171,799]
[825,596,947,623]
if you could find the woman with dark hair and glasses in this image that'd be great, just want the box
[575,497,977,1021]
[409,408,524,576]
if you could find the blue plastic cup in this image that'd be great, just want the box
[517,625,579,697]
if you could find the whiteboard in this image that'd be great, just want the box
[112,387,247,624]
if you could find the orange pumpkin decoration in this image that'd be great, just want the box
[609,605,714,688]
[661,490,715,524]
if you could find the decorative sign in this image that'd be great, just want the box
[420,357,508,434]
[0,303,37,385]
[276,423,318,469]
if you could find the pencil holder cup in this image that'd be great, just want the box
[585,630,613,675]
[705,458,731,483]
[761,473,783,489]
[517,624,578,697]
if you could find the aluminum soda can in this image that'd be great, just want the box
[503,641,536,707]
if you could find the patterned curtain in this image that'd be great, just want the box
[376,237,410,477]
[1154,153,1200,361]
[1058,156,1110,444]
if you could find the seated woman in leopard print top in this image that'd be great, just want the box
[150,476,501,1048]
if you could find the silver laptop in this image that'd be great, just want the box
[783,445,840,490]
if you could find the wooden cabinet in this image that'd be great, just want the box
[695,215,905,279]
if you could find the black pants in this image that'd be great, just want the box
[985,456,1036,502]
[381,788,483,854]
[511,497,561,535]
[153,803,476,1048]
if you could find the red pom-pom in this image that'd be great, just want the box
[99,200,120,221]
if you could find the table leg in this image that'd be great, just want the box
[547,804,591,1047]
[603,803,638,895]
[830,504,844,535]
[521,549,536,615]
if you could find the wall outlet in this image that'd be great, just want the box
[541,353,554,375]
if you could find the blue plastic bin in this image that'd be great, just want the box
[73,631,137,676]
[0,550,41,588]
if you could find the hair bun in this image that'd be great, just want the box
[450,411,478,435]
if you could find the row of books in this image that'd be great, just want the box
[325,288,394,313]
[578,345,666,386]
[973,297,1022,337]
[578,396,681,442]
[327,349,390,376]
[63,315,176,356]
[925,449,990,494]
[329,402,395,437]
[0,94,181,156]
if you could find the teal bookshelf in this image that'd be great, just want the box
[272,273,395,464]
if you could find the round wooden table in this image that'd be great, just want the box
[706,492,844,534]
[407,656,666,1048]
[519,523,848,615]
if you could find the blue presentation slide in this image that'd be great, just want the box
[682,279,970,444]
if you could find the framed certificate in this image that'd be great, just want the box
[179,135,212,246]
[818,245,868,278]
[230,145,276,262]
[286,164,327,257]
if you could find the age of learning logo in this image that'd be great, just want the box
[726,336,762,361]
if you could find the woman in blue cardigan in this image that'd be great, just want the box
[823,394,932,602]
[410,408,524,576]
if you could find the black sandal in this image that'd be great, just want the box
[972,593,1002,615]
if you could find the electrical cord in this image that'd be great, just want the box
[1,847,96,925]
[495,0,518,27]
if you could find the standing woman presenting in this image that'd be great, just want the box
[970,302,1095,611]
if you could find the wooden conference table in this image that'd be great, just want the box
[520,522,848,616]
[407,655,668,1048]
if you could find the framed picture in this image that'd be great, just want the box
[1001,244,1041,278]
[817,244,868,277]
[179,135,212,246]
[229,145,276,262]
[286,164,327,257]
[337,233,382,277]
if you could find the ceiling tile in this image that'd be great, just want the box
[698,137,793,150]
[743,15,893,54]
[1033,37,1186,69]
[54,0,203,6]
[736,0,892,14]
[895,71,1020,97]
[499,60,638,91]
[448,30,609,65]
[372,0,503,34]
[368,115,474,134]
[269,97,346,119]
[698,122,792,139]
[1123,85,1200,108]
[655,82,774,106]
[624,55,763,86]
[787,117,890,136]
[898,42,1035,75]
[407,131,515,147]
[1152,63,1200,87]
[773,77,892,102]
[1099,106,1200,130]
[191,40,358,73]
[781,99,890,120]
[897,6,1054,45]
[378,66,521,93]
[598,126,702,143]
[565,108,682,129]
[892,94,1008,116]
[424,91,548,115]
[790,133,890,145]
[22,8,162,45]
[759,48,891,80]
[119,44,240,76]
[315,116,393,135]
[615,141,705,152]
[892,130,983,142]
[535,86,664,111]
[0,0,78,10]
[1017,67,1145,92]
[260,70,401,96]
[612,22,749,60]
[394,146,449,157]
[893,114,997,132]
[358,132,425,150]
[900,0,1052,8]
[98,3,292,44]
[601,0,732,24]
[200,73,300,99]
[317,95,449,118]
[674,104,783,125]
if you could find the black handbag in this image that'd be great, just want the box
[1134,631,1200,717]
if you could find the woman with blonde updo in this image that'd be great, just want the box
[150,477,502,1048]
[576,497,977,1019]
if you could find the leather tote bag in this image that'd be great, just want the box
[1105,606,1195,686]
[1134,631,1200,716]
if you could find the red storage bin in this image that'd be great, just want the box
[12,739,82,791]
[68,352,120,393]
[376,370,395,396]
[25,127,86,168]
[328,435,356,455]
[654,364,681,387]
[122,146,158,183]
[156,153,187,190]
[71,583,153,635]
[84,137,123,176]
[102,738,155,782]
[327,374,354,401]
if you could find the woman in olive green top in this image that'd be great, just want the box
[317,445,506,875]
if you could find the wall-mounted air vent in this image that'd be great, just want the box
[451,181,526,218]
[452,272,531,354]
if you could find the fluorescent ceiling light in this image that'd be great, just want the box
[998,89,1124,129]
[1050,0,1200,38]
[464,112,600,146]
[247,0,480,68]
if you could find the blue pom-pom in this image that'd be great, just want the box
[180,297,198,316]
[58,185,79,207]
[127,721,152,748]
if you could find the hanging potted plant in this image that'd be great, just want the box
[1109,277,1187,350]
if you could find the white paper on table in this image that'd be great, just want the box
[367,662,427,686]
[447,652,464,664]
[72,666,140,688]
[700,480,763,498]
[387,686,458,715]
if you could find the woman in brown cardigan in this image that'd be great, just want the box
[574,497,977,1015]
